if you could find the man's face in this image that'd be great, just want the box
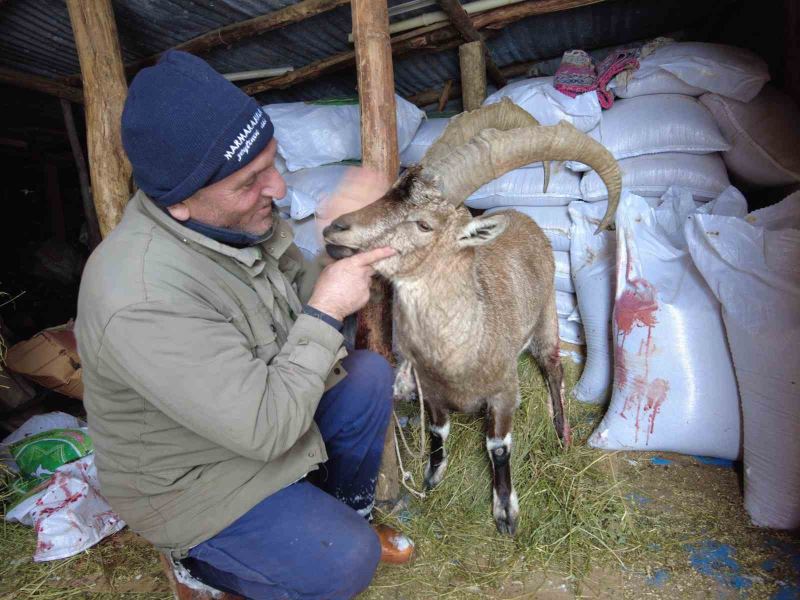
[171,138,286,236]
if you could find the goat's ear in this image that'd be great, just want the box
[456,213,509,248]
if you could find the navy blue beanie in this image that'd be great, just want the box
[121,50,274,207]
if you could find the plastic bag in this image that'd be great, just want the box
[1,412,85,473]
[634,42,770,103]
[580,152,729,202]
[279,164,350,220]
[556,290,577,318]
[558,317,584,346]
[485,205,572,252]
[553,250,573,294]
[566,94,730,172]
[6,455,126,561]
[10,428,92,482]
[686,203,800,529]
[466,164,581,208]
[745,191,800,230]
[265,96,424,171]
[588,193,743,458]
[484,76,601,133]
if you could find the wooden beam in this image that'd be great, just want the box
[351,0,400,504]
[243,0,606,94]
[66,0,132,237]
[62,0,351,85]
[437,79,455,111]
[0,66,83,103]
[437,0,506,88]
[459,41,486,110]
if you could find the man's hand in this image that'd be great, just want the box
[307,247,396,321]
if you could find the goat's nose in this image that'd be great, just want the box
[323,221,350,237]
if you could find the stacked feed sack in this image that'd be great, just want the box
[263,96,425,257]
[578,42,772,203]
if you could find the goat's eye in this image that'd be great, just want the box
[416,221,432,232]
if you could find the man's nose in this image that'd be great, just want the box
[261,170,286,200]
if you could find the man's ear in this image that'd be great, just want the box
[456,213,510,248]
[167,201,191,222]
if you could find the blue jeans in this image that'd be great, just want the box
[184,350,393,600]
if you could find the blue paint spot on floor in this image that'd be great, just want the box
[692,455,735,468]
[684,540,753,590]
[651,456,673,466]
[646,569,670,587]
[772,584,800,600]
[625,493,652,505]
[397,416,409,428]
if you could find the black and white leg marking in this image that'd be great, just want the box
[424,418,450,489]
[487,433,519,535]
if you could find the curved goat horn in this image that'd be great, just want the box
[422,121,622,232]
[421,97,551,194]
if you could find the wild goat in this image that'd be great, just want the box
[324,99,621,534]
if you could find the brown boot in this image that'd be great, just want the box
[373,524,415,564]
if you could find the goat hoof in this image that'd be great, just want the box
[423,458,447,489]
[492,489,519,536]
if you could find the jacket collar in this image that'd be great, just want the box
[133,190,295,267]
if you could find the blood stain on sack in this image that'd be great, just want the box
[615,279,658,335]
[644,378,670,442]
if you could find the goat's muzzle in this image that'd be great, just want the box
[322,221,358,259]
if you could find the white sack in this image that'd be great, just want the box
[569,200,617,404]
[485,205,572,252]
[588,193,743,459]
[265,96,424,171]
[746,191,800,230]
[613,68,705,98]
[700,86,800,186]
[484,76,601,133]
[556,290,577,319]
[566,95,730,172]
[284,215,323,260]
[466,164,581,209]
[580,152,730,202]
[400,118,449,167]
[633,42,770,103]
[553,250,573,294]
[686,204,800,529]
[558,317,584,346]
[279,164,350,220]
[6,455,126,562]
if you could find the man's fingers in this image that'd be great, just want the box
[352,246,397,266]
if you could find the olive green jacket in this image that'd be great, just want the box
[75,191,346,557]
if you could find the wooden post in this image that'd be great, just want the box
[459,41,487,111]
[351,0,400,504]
[437,79,455,112]
[66,0,131,237]
[61,99,102,250]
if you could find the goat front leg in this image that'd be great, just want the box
[424,404,450,489]
[486,395,518,535]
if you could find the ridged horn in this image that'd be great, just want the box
[422,121,622,232]
[420,97,551,193]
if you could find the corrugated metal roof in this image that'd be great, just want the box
[0,0,744,110]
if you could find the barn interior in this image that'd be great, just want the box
[1,1,799,598]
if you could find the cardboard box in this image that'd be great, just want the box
[5,321,83,400]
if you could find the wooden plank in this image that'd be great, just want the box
[459,41,486,110]
[351,0,400,504]
[66,0,131,237]
[0,66,83,103]
[243,0,606,94]
[437,0,506,87]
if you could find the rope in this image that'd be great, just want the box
[393,364,427,499]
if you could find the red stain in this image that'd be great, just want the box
[614,276,667,445]
[615,279,659,335]
[644,378,669,443]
